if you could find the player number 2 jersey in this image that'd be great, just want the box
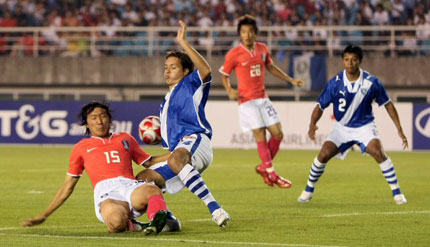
[67,132,151,188]
[317,68,390,128]
[219,42,273,104]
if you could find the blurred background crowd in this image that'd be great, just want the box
[1,0,429,28]
[0,0,429,57]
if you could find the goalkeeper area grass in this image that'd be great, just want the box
[0,146,429,247]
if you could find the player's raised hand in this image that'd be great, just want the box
[291,78,305,87]
[176,20,187,45]
[308,123,318,141]
[21,215,46,227]
[398,131,408,149]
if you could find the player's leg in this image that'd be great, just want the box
[366,138,407,204]
[135,166,181,232]
[168,135,229,227]
[100,199,131,233]
[298,141,339,202]
[130,183,168,235]
[267,122,283,159]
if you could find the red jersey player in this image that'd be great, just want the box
[220,15,305,188]
[21,102,169,235]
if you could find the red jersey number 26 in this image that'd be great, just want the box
[250,65,261,77]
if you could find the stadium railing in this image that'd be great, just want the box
[0,25,428,58]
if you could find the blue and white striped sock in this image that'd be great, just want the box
[305,157,327,192]
[178,164,220,214]
[379,157,401,196]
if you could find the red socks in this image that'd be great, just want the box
[268,136,282,159]
[257,141,273,169]
[146,195,167,221]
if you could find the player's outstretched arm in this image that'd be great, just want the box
[176,20,211,82]
[267,63,305,87]
[221,74,239,100]
[384,101,408,149]
[21,175,79,227]
[308,105,324,141]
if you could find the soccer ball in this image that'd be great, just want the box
[138,116,161,145]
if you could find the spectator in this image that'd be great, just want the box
[391,0,406,25]
[372,4,389,25]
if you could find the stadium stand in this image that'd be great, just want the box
[0,0,429,102]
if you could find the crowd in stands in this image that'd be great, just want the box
[0,0,429,56]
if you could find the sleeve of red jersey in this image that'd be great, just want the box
[128,133,151,166]
[67,144,84,177]
[263,44,273,66]
[219,49,237,76]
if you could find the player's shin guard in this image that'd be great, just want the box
[257,141,273,169]
[268,136,282,159]
[178,164,221,214]
[379,157,402,196]
[304,157,327,192]
[147,195,167,221]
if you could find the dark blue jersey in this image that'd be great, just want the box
[317,69,390,127]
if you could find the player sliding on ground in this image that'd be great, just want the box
[219,15,304,189]
[21,102,170,234]
[298,45,409,205]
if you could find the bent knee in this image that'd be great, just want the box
[104,213,128,233]
[168,149,190,173]
[272,131,283,140]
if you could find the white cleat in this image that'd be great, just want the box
[298,190,313,203]
[394,194,407,205]
[212,208,230,228]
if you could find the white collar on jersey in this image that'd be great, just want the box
[239,43,256,56]
[343,68,363,93]
[90,133,115,144]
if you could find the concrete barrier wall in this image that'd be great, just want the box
[1,56,429,87]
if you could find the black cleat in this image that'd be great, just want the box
[143,210,168,235]
[161,211,181,232]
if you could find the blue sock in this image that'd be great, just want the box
[305,157,326,192]
[379,157,401,195]
[178,164,220,214]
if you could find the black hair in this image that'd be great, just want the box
[237,14,258,35]
[165,50,194,75]
[342,45,363,62]
[77,101,112,135]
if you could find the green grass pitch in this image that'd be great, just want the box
[0,146,429,247]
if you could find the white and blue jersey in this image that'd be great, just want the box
[317,68,390,127]
[160,70,212,151]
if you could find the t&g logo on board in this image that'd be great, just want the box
[0,104,68,140]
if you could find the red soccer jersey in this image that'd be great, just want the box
[68,132,151,188]
[219,42,273,104]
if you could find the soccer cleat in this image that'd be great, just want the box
[298,190,313,202]
[161,212,181,232]
[268,173,292,189]
[143,210,168,235]
[128,218,150,232]
[255,165,274,186]
[212,208,230,228]
[394,194,407,205]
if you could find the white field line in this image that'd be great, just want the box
[2,210,428,231]
[187,210,430,222]
[321,210,430,218]
[0,233,347,247]
[2,211,428,246]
